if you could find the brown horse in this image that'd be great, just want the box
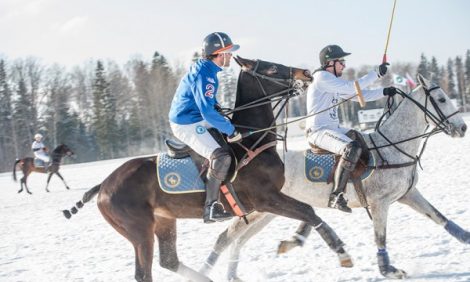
[63,56,348,282]
[13,144,74,194]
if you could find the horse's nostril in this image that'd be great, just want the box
[462,124,467,132]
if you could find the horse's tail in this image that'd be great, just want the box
[12,159,21,181]
[62,184,101,219]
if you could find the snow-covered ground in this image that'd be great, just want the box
[1,118,470,282]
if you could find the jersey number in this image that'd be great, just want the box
[204,84,215,99]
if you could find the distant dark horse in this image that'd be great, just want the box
[63,56,349,282]
[13,144,74,194]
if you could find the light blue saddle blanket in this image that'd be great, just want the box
[156,153,206,194]
[34,158,48,168]
[304,150,375,183]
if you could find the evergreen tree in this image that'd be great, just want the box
[92,60,118,159]
[447,58,458,101]
[455,56,466,110]
[0,60,17,170]
[465,50,470,109]
[429,57,441,84]
[417,53,430,78]
[218,68,237,109]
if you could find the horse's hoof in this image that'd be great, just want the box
[381,265,407,279]
[66,186,70,190]
[46,190,50,193]
[277,239,300,254]
[17,190,22,194]
[338,252,354,268]
[228,276,244,282]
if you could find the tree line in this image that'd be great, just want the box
[0,50,468,172]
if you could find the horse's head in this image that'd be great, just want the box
[416,74,467,137]
[233,56,312,104]
[231,56,312,143]
[54,144,75,157]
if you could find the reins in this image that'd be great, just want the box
[368,85,460,170]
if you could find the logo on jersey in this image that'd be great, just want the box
[196,125,206,134]
[207,77,216,84]
[329,96,339,120]
[204,84,215,99]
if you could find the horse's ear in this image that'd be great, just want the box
[234,55,255,71]
[417,73,430,88]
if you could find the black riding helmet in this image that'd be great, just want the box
[202,32,240,57]
[319,45,351,67]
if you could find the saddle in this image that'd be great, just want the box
[34,158,49,168]
[307,130,372,183]
[158,128,246,217]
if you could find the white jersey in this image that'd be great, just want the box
[32,141,50,162]
[305,70,384,134]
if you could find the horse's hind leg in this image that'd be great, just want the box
[277,222,353,268]
[98,201,155,282]
[399,187,470,244]
[20,175,32,194]
[370,202,407,279]
[55,171,70,190]
[200,212,271,276]
[154,216,211,282]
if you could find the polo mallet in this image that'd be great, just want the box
[383,0,398,63]
[354,81,366,108]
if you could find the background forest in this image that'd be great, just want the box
[0,50,469,172]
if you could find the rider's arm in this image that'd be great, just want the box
[318,70,379,100]
[192,74,235,135]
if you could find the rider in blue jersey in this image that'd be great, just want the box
[169,32,241,223]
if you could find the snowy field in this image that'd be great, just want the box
[1,118,470,282]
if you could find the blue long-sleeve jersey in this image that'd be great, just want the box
[169,59,235,135]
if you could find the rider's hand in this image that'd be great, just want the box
[227,130,242,143]
[214,103,222,113]
[377,62,389,77]
[383,86,398,97]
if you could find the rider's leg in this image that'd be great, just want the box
[329,141,362,213]
[170,121,232,223]
[307,129,359,213]
[204,148,233,223]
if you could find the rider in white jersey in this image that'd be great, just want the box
[32,133,50,164]
[306,45,398,213]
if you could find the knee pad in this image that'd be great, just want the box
[342,141,362,164]
[209,148,232,181]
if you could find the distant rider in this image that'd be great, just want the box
[32,133,50,166]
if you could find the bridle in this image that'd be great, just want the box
[369,83,460,169]
[220,60,310,170]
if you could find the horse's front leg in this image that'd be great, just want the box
[371,202,407,279]
[277,222,353,267]
[199,212,271,278]
[399,187,470,244]
[226,213,275,282]
[45,173,54,192]
[55,171,70,190]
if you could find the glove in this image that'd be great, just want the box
[214,103,222,113]
[383,86,398,97]
[227,130,242,143]
[377,62,389,77]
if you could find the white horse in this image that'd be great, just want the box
[199,74,469,280]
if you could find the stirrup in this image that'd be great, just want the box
[203,202,233,223]
[328,193,352,213]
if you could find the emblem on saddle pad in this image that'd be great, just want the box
[304,149,375,183]
[164,172,181,188]
[157,153,205,194]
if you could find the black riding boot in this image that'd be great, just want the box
[328,141,362,213]
[203,148,233,223]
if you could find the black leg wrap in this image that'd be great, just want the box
[315,222,345,252]
[76,201,84,209]
[377,249,397,276]
[70,207,78,214]
[445,220,470,244]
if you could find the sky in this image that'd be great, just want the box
[1,0,469,70]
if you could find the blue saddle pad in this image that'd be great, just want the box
[34,158,46,167]
[156,153,205,194]
[304,150,375,183]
